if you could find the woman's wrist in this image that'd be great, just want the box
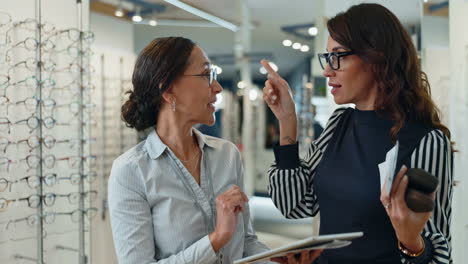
[209,231,229,252]
[399,235,425,257]
[278,112,297,123]
[279,116,297,146]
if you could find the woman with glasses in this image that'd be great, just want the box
[109,37,308,264]
[263,3,453,264]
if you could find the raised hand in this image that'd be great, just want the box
[261,59,298,145]
[261,60,296,122]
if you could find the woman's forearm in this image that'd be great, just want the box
[279,115,298,146]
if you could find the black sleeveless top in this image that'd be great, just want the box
[314,108,432,264]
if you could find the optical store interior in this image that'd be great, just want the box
[1,0,467,263]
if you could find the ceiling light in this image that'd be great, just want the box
[148,10,158,26]
[259,62,278,74]
[149,19,158,26]
[292,42,301,50]
[213,65,223,74]
[132,15,142,23]
[300,45,310,52]
[282,39,292,47]
[164,0,239,31]
[249,89,258,101]
[132,7,142,23]
[115,0,124,17]
[308,27,318,36]
[115,8,124,17]
[237,81,246,89]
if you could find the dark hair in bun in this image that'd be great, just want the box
[121,37,196,131]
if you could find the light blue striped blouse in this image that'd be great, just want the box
[108,128,271,264]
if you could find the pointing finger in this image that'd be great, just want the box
[261,59,279,77]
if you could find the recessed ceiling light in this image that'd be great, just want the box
[132,7,142,23]
[115,8,124,17]
[308,27,318,36]
[115,0,124,17]
[149,19,158,26]
[282,39,292,47]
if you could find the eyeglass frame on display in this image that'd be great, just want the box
[17,173,58,189]
[4,37,55,64]
[0,226,82,245]
[3,207,97,230]
[14,115,63,134]
[0,191,97,210]
[54,101,96,116]
[0,171,97,192]
[15,96,57,113]
[44,28,94,44]
[50,77,95,96]
[4,18,55,47]
[16,135,58,151]
[7,57,57,75]
[53,207,98,223]
[0,135,96,153]
[0,193,56,210]
[56,190,98,205]
[51,61,95,74]
[0,75,56,97]
[18,154,97,171]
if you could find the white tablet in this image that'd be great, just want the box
[233,231,363,264]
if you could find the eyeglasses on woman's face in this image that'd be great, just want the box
[182,66,218,87]
[318,51,355,71]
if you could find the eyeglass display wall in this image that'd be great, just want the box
[0,1,96,263]
[298,75,315,147]
[89,49,137,232]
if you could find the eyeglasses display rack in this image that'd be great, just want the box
[92,53,138,224]
[0,0,96,263]
[298,74,315,148]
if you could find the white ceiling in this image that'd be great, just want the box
[96,0,428,81]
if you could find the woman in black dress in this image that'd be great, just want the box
[262,3,453,264]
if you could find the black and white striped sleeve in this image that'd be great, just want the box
[267,108,347,219]
[400,129,453,264]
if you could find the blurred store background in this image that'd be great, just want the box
[1,0,466,263]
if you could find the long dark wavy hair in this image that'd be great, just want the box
[327,3,451,142]
[121,37,196,131]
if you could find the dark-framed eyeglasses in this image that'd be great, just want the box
[183,66,218,87]
[318,51,355,70]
